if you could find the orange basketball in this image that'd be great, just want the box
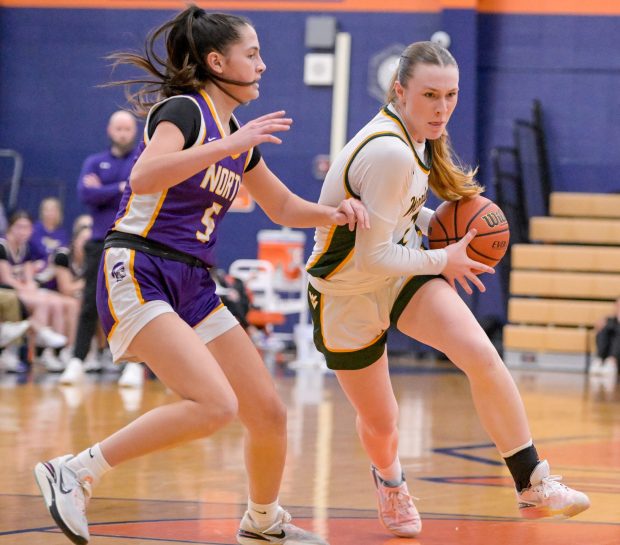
[427,195,510,267]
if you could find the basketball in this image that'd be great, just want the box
[427,195,510,267]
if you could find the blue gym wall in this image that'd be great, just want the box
[1,5,619,349]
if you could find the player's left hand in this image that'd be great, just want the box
[332,198,370,231]
[443,229,495,295]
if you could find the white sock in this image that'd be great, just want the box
[66,443,112,486]
[248,497,280,530]
[500,439,533,459]
[376,456,403,485]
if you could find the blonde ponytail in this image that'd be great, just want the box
[429,132,483,201]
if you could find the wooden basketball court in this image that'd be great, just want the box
[1,358,618,544]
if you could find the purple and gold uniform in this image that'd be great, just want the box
[96,91,257,362]
[0,238,42,283]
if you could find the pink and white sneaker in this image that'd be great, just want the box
[371,466,421,537]
[517,460,590,519]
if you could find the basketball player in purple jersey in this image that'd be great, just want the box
[34,6,368,545]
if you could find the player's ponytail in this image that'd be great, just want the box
[428,132,481,201]
[105,5,251,116]
[386,41,483,201]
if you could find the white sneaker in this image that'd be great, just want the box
[600,357,618,379]
[100,349,119,373]
[0,320,30,347]
[371,466,421,537]
[34,454,92,545]
[589,357,604,375]
[238,507,328,545]
[83,353,102,373]
[59,347,73,365]
[118,362,144,388]
[517,460,590,519]
[36,327,68,349]
[0,346,25,372]
[59,358,85,385]
[39,348,66,373]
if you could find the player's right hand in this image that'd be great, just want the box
[219,111,293,156]
[442,229,495,295]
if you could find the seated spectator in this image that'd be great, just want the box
[72,214,93,236]
[53,224,90,300]
[589,297,620,378]
[0,288,31,372]
[32,197,70,289]
[0,211,75,370]
[32,197,69,258]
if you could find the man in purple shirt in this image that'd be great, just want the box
[60,111,137,381]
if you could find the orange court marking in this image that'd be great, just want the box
[3,0,620,15]
[0,0,441,12]
[72,517,620,545]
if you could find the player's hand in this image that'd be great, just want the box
[83,173,102,188]
[442,229,495,294]
[219,111,293,156]
[331,198,371,231]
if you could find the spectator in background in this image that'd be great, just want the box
[72,214,93,235]
[32,197,69,259]
[589,297,620,379]
[53,223,90,300]
[32,197,70,290]
[0,288,31,372]
[60,111,138,383]
[0,211,70,370]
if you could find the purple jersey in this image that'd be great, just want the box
[31,222,69,258]
[111,91,254,267]
[0,239,42,282]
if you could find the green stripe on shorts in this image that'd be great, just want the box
[390,275,441,326]
[308,283,387,371]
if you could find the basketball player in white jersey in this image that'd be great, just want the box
[307,41,589,538]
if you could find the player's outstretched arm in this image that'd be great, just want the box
[243,159,369,231]
[130,111,292,195]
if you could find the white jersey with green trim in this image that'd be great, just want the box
[307,104,447,296]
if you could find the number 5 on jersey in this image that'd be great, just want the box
[196,203,223,243]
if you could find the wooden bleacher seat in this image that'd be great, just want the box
[508,298,613,327]
[504,192,619,371]
[550,192,620,219]
[510,270,620,300]
[503,324,591,354]
[511,244,620,272]
[529,216,620,245]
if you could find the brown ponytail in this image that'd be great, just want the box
[105,5,251,116]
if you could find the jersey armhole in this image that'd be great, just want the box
[144,96,206,148]
[344,132,408,199]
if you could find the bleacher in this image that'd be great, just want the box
[503,192,620,372]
